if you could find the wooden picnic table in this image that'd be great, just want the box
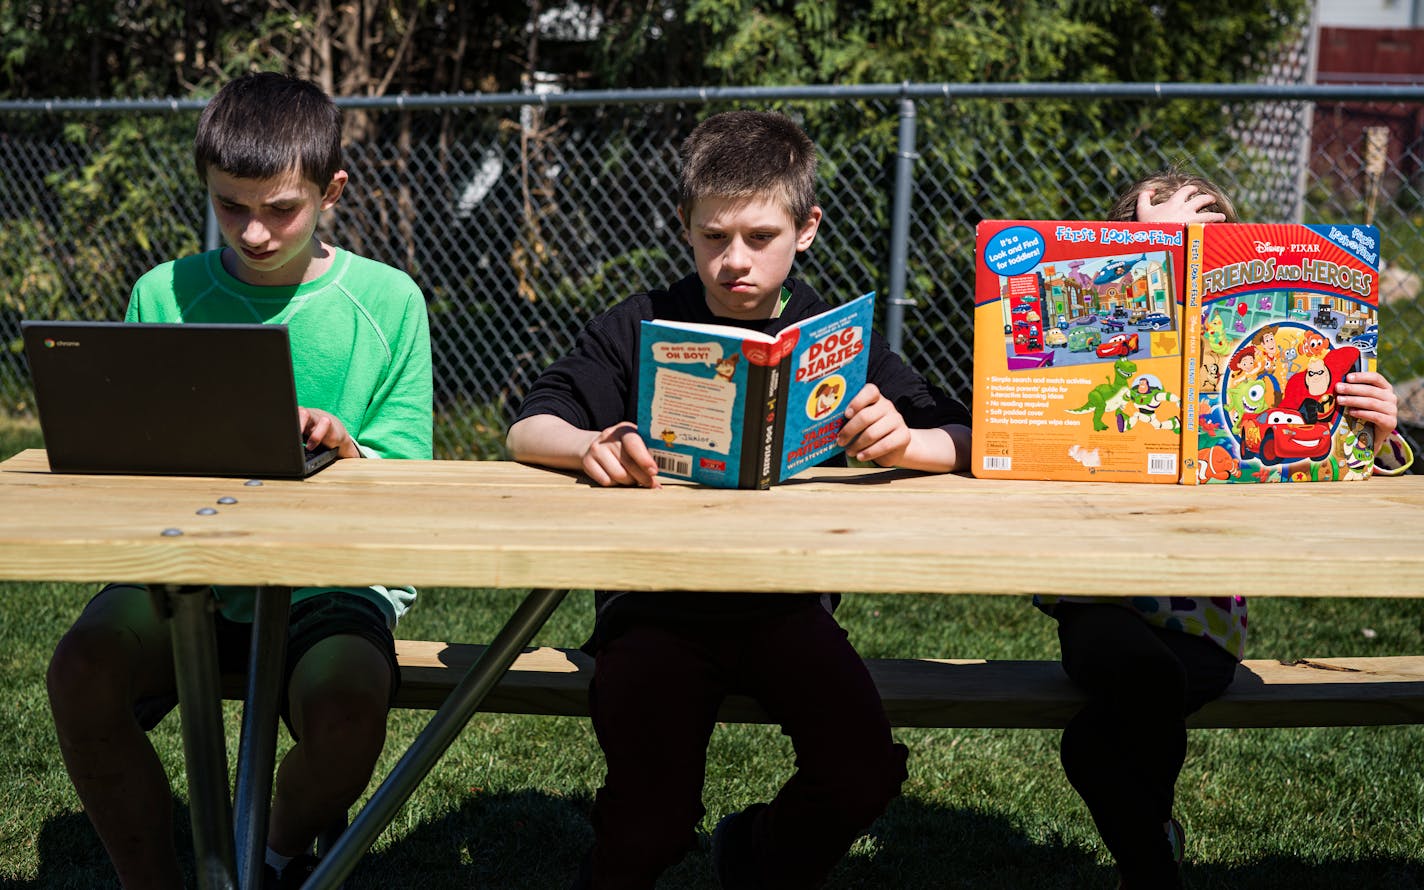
[4,449,1422,596]
[3,449,1423,889]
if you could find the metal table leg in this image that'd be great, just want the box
[234,586,292,889]
[163,584,238,890]
[303,588,570,890]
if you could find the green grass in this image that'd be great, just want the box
[2,423,1423,888]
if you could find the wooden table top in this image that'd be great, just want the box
[2,449,1421,596]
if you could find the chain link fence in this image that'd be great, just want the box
[3,85,1423,463]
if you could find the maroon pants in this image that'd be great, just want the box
[585,600,908,889]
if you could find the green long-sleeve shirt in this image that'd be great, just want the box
[127,246,433,623]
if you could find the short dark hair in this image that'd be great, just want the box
[194,72,343,189]
[677,110,818,226]
[1107,165,1239,223]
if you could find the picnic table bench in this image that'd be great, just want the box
[223,640,1424,729]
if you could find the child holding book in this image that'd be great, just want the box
[1037,168,1410,889]
[508,109,971,888]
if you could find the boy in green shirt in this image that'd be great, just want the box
[45,72,432,889]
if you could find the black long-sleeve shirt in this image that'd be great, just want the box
[515,273,971,647]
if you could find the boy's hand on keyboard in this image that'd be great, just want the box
[298,406,362,459]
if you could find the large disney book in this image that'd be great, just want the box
[1180,222,1380,484]
[636,292,874,489]
[971,220,1188,482]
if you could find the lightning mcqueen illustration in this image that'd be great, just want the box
[1095,332,1139,358]
[1239,407,1332,462]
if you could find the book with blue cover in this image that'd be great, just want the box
[637,292,875,488]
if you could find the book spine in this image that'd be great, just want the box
[1179,224,1205,485]
[765,359,793,486]
[740,361,776,489]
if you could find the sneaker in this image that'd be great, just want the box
[1115,820,1186,890]
[268,852,320,890]
[710,803,766,889]
[567,848,594,890]
[1164,817,1185,865]
[710,811,744,889]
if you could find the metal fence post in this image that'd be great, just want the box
[886,87,917,354]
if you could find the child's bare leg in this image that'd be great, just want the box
[268,634,392,855]
[46,585,183,889]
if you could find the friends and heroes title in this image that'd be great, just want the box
[1201,227,1377,299]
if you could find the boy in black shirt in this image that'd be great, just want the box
[509,110,971,889]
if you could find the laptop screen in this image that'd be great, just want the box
[22,321,332,479]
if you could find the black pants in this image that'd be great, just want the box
[1053,602,1239,889]
[583,600,908,889]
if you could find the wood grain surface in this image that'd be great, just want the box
[4,449,1421,595]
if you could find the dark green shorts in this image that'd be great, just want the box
[129,589,399,737]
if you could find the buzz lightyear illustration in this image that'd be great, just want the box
[1123,374,1181,434]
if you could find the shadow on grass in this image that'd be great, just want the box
[8,793,1423,890]
[1186,857,1424,890]
[1,805,188,890]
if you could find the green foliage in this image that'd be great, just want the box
[0,1,539,100]
[581,0,1313,374]
[732,1,1297,216]
[0,0,206,99]
[595,0,1311,143]
[0,112,202,353]
[1379,295,1424,384]
[434,396,514,461]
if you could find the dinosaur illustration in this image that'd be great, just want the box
[1067,358,1137,431]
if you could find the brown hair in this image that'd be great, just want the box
[194,72,343,189]
[1107,166,1239,223]
[1228,344,1259,373]
[677,110,818,226]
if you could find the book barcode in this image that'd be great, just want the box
[982,455,1012,471]
[651,449,691,477]
[1147,453,1178,475]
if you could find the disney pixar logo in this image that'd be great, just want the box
[42,338,81,348]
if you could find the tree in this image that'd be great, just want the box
[0,0,1319,416]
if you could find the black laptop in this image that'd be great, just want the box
[22,321,339,479]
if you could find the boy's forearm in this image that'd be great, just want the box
[895,423,971,474]
[506,414,598,470]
